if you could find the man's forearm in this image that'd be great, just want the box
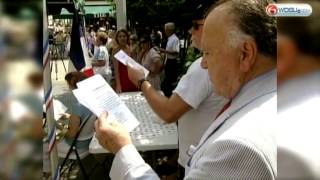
[141,81,176,123]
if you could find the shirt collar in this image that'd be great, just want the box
[230,69,276,113]
[197,69,276,146]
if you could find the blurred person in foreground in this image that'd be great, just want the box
[2,70,44,179]
[94,0,277,179]
[277,1,320,179]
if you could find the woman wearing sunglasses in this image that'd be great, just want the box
[138,35,163,90]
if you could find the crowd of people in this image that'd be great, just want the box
[40,0,320,179]
[83,22,181,96]
[48,15,184,97]
[48,23,71,60]
[94,0,320,179]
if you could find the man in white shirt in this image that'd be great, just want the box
[95,0,277,179]
[127,0,227,171]
[277,1,320,179]
[159,22,180,97]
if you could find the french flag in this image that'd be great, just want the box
[69,9,93,77]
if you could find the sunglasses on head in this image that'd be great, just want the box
[192,21,204,30]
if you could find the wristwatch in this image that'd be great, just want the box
[137,78,148,90]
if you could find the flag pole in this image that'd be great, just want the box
[43,0,60,179]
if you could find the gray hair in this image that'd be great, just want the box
[208,0,276,58]
[165,22,175,32]
[226,27,251,49]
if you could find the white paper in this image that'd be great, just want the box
[53,99,68,120]
[72,89,91,111]
[73,75,139,132]
[114,50,149,78]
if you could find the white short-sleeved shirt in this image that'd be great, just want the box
[92,45,111,75]
[166,34,180,59]
[173,58,227,167]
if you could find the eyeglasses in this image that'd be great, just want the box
[192,21,204,30]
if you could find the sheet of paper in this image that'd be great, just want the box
[53,99,68,120]
[114,50,149,78]
[72,88,91,112]
[73,75,139,132]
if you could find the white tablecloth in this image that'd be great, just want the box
[89,92,178,153]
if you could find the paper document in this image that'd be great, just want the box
[72,75,139,132]
[53,99,68,120]
[114,50,149,78]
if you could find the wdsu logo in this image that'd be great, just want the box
[266,3,312,17]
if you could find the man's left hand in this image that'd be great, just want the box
[95,112,132,154]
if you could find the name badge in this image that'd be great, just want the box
[186,145,197,167]
[187,145,196,157]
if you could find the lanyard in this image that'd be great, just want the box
[186,113,231,167]
[186,91,274,167]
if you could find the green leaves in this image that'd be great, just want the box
[127,0,185,27]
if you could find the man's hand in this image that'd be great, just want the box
[94,112,132,154]
[127,64,145,87]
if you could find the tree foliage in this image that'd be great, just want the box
[127,0,188,29]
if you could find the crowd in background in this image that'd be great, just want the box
[84,24,166,92]
[48,20,185,96]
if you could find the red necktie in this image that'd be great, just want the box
[215,100,232,120]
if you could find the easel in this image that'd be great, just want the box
[50,39,67,80]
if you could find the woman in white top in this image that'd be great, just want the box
[138,35,163,90]
[92,32,111,83]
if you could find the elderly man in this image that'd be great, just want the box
[159,22,180,97]
[277,1,320,179]
[95,0,277,179]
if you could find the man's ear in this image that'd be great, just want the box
[239,39,257,72]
